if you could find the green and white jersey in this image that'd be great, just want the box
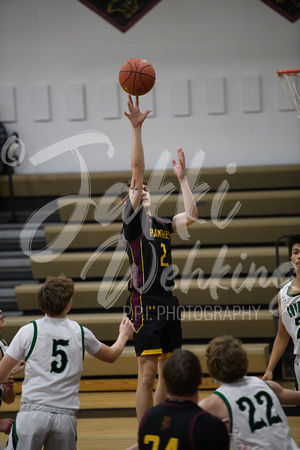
[215,376,298,450]
[281,280,300,355]
[0,338,8,407]
[0,338,7,359]
[6,317,101,411]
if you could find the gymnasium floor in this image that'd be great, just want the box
[76,386,300,449]
[76,416,300,450]
[1,386,299,449]
[0,381,300,450]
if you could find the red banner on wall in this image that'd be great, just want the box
[261,0,300,22]
[79,0,162,32]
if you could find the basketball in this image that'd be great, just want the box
[119,58,156,96]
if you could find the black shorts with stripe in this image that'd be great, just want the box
[126,292,182,357]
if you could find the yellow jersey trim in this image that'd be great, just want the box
[140,349,162,356]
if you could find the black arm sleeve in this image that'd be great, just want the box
[122,197,144,242]
[194,414,230,449]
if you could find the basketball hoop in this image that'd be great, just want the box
[277,69,300,119]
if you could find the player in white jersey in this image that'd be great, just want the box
[0,311,8,360]
[0,310,17,446]
[199,335,300,450]
[0,274,134,450]
[0,340,7,361]
[0,310,25,378]
[263,235,300,389]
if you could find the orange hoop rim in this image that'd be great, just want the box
[277,69,300,77]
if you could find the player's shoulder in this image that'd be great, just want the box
[152,215,174,231]
[153,215,173,223]
[280,279,293,293]
[196,406,229,438]
[199,392,226,417]
[263,379,282,396]
[200,409,227,426]
[11,320,37,340]
[199,392,220,408]
[23,320,39,330]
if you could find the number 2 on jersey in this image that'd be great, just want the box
[160,243,169,267]
[236,391,282,433]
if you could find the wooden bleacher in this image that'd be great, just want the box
[15,277,279,310]
[56,189,300,223]
[26,245,289,278]
[42,217,299,249]
[1,164,300,380]
[10,343,269,383]
[0,164,299,197]
[3,310,276,344]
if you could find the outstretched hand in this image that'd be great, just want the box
[2,375,14,391]
[119,317,135,338]
[0,418,14,435]
[262,370,273,381]
[124,95,152,128]
[172,147,186,181]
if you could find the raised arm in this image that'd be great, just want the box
[266,380,300,405]
[171,148,198,232]
[92,318,134,363]
[262,294,290,381]
[124,95,152,211]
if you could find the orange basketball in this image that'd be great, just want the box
[119,58,156,96]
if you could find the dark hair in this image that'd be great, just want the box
[36,273,74,316]
[119,178,148,202]
[163,349,202,397]
[287,235,300,257]
[205,335,248,383]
